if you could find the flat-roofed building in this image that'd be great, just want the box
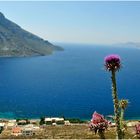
[45,117,64,125]
[22,127,35,136]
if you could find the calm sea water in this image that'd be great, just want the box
[0,43,139,120]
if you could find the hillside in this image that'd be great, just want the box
[0,12,63,57]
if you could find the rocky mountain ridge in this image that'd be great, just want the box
[0,12,63,57]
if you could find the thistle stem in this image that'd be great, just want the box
[111,70,122,139]
[120,108,125,139]
[98,129,105,139]
[120,108,124,127]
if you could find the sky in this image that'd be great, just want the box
[0,1,140,44]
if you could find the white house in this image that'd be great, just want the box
[6,122,16,129]
[45,117,64,125]
[22,127,35,136]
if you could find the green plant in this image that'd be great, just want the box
[119,99,129,138]
[104,54,122,139]
[67,118,86,123]
[39,117,45,125]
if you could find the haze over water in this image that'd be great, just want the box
[0,43,139,120]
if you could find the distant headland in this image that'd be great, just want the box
[0,12,63,57]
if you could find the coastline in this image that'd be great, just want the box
[0,115,140,122]
[0,112,139,139]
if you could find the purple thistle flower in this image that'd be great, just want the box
[104,54,121,71]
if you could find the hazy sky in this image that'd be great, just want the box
[0,1,140,44]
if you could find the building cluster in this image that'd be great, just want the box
[0,117,70,137]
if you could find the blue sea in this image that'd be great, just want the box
[0,43,140,120]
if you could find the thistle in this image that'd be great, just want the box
[104,54,121,72]
[120,99,128,110]
[89,111,108,139]
[104,54,122,139]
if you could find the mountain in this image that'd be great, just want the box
[0,12,63,57]
[113,42,140,48]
